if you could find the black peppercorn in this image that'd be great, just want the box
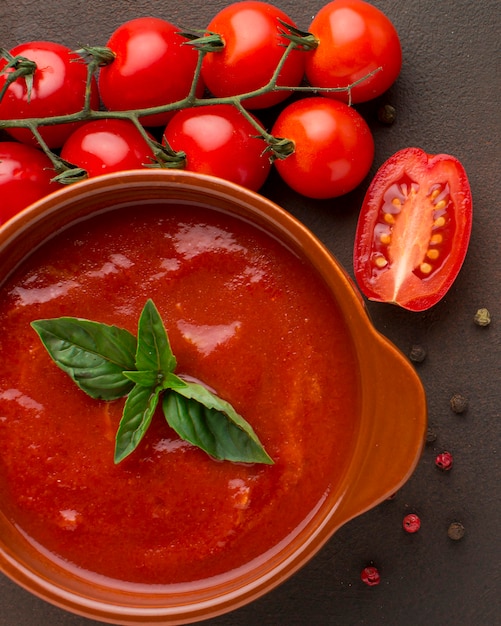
[450,394,468,414]
[409,344,426,363]
[377,104,397,124]
[447,521,465,540]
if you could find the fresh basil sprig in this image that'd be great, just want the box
[31,299,273,465]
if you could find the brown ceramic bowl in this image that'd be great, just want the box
[0,171,426,625]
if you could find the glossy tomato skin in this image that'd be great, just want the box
[60,119,156,177]
[0,42,99,148]
[201,1,306,109]
[0,142,61,224]
[271,97,374,199]
[98,17,203,127]
[305,0,402,103]
[353,148,473,311]
[163,105,271,191]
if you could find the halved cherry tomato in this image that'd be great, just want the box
[0,141,61,224]
[353,147,473,311]
[0,42,100,148]
[201,1,306,109]
[305,0,402,103]
[60,119,156,177]
[98,17,203,127]
[163,104,271,191]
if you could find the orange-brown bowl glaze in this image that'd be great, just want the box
[0,170,426,625]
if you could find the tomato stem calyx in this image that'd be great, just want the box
[0,49,37,103]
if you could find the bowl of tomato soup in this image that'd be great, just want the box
[0,170,426,624]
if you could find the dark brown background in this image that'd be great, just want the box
[1,1,500,624]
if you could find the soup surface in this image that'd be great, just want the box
[0,203,359,586]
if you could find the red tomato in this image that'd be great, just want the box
[98,17,203,127]
[305,0,402,103]
[60,119,156,177]
[0,142,61,224]
[163,105,271,191]
[353,148,473,311]
[271,97,374,199]
[201,1,306,109]
[0,42,100,148]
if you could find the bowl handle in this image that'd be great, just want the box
[334,333,427,526]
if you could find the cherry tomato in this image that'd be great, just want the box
[0,42,99,148]
[353,147,473,311]
[163,105,271,191]
[60,119,156,178]
[271,97,374,199]
[305,0,402,103]
[98,17,203,127]
[0,142,61,224]
[201,1,306,109]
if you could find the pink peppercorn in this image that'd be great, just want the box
[403,513,421,533]
[435,451,454,470]
[361,565,381,586]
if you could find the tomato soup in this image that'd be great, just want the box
[0,203,360,587]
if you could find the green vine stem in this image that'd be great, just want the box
[0,23,380,183]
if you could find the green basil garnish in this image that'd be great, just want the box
[30,317,137,401]
[31,299,273,466]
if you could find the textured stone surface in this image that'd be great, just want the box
[1,1,500,624]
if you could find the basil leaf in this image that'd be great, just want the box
[31,317,137,400]
[135,299,176,374]
[114,383,161,463]
[123,370,161,387]
[162,379,273,464]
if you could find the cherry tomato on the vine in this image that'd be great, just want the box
[98,17,203,128]
[60,119,156,178]
[163,104,271,191]
[305,0,402,103]
[0,142,61,224]
[0,42,99,148]
[353,147,473,311]
[271,97,374,199]
[201,1,306,110]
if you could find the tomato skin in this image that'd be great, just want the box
[201,1,306,109]
[353,148,473,312]
[271,97,374,199]
[163,105,271,191]
[0,142,61,224]
[98,17,203,127]
[0,42,99,148]
[305,0,402,103]
[60,119,156,177]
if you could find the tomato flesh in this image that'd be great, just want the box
[353,148,472,311]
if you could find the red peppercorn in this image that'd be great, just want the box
[361,565,381,586]
[435,451,453,470]
[403,513,421,533]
